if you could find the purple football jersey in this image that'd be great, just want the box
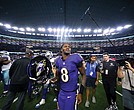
[55,53,83,92]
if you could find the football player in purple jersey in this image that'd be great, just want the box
[51,43,86,110]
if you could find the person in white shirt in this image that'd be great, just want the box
[0,51,12,98]
[118,59,134,110]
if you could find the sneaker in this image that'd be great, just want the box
[112,102,118,110]
[0,92,8,98]
[85,101,90,107]
[35,103,41,109]
[92,96,96,103]
[53,98,57,102]
[105,105,113,110]
[35,99,45,109]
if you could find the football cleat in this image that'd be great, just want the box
[35,99,45,109]
[105,105,113,110]
[112,102,118,110]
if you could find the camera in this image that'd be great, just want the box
[116,58,134,66]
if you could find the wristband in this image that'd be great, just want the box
[79,84,84,94]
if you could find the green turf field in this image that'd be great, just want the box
[0,80,123,110]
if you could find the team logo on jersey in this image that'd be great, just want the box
[110,63,114,66]
[28,55,51,80]
[63,62,65,65]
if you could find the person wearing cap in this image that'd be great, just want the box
[1,50,34,110]
[0,51,12,98]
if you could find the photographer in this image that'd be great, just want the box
[118,60,134,110]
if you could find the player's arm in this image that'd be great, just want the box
[78,64,86,88]
[125,61,134,73]
[117,66,124,78]
[95,65,100,85]
[0,57,11,64]
[95,71,100,85]
[77,61,86,104]
[3,60,11,64]
[50,67,59,83]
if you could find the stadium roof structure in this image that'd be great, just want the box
[0,0,134,28]
[0,0,134,54]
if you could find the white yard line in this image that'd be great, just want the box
[13,97,18,103]
[99,80,123,97]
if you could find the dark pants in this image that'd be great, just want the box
[102,77,117,105]
[2,90,27,110]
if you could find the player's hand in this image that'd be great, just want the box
[77,93,82,105]
[125,61,132,69]
[52,67,57,75]
[95,80,99,85]
[50,77,58,83]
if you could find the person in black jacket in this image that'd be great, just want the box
[101,52,118,110]
[1,50,34,110]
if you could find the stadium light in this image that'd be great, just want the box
[73,29,76,32]
[38,28,45,32]
[93,29,98,33]
[41,28,45,32]
[19,28,25,31]
[124,24,132,29]
[103,28,109,34]
[116,26,123,31]
[69,29,73,32]
[77,28,81,32]
[0,22,132,36]
[57,28,60,32]
[65,28,69,32]
[0,22,3,26]
[48,28,53,32]
[109,28,115,33]
[98,29,102,33]
[4,24,11,29]
[26,27,31,31]
[38,28,42,31]
[32,33,36,35]
[53,28,57,32]
[31,28,35,32]
[60,28,64,32]
[12,26,18,30]
[88,29,91,32]
[84,29,88,33]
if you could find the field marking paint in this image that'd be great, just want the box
[99,80,123,97]
[13,97,18,103]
